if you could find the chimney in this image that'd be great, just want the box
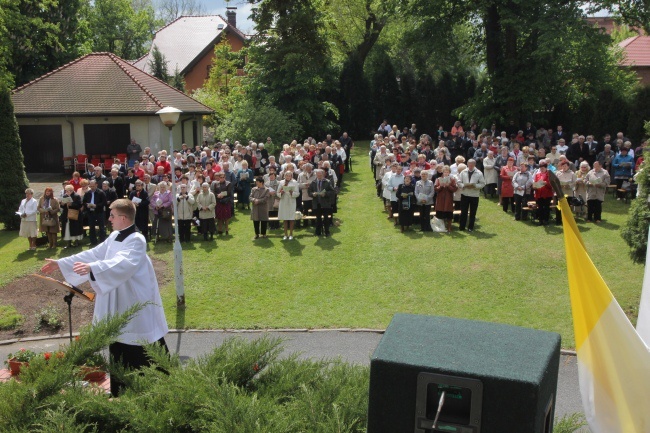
[226,7,237,28]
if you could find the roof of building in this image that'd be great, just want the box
[11,52,213,116]
[619,36,650,67]
[132,15,246,77]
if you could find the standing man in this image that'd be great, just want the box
[127,138,142,168]
[339,132,354,172]
[40,199,169,396]
[458,159,486,232]
[83,180,107,246]
[309,169,335,237]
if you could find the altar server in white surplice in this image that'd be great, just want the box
[41,198,168,396]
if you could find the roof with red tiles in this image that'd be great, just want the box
[11,52,213,116]
[132,15,247,77]
[619,36,650,67]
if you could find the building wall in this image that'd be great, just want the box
[184,32,245,92]
[17,115,203,160]
[633,66,650,86]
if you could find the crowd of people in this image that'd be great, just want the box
[17,134,356,251]
[371,120,645,232]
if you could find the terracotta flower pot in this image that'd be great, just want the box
[80,366,106,383]
[8,358,28,376]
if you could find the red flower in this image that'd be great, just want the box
[253,363,260,372]
[44,352,51,361]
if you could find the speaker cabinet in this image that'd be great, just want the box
[367,314,561,433]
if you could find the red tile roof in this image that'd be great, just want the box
[619,36,650,67]
[11,52,213,116]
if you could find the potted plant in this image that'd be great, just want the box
[5,348,37,375]
[79,353,107,383]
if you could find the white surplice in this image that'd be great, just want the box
[57,225,168,345]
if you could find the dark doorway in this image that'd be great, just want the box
[84,124,131,156]
[19,125,64,173]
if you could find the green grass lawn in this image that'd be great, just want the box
[0,143,645,348]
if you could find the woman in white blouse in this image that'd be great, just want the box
[277,171,300,240]
[18,188,39,250]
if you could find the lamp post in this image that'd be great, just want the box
[156,106,185,307]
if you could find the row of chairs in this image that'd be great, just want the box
[73,154,128,173]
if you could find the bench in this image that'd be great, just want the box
[617,188,630,203]
[392,210,461,219]
[268,215,317,222]
[607,184,617,198]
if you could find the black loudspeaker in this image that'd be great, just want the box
[367,314,561,433]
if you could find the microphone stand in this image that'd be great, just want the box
[63,292,75,342]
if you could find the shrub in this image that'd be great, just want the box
[33,305,64,333]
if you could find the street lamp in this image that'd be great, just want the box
[156,106,185,307]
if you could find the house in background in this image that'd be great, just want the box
[619,36,650,86]
[11,52,212,173]
[133,9,248,92]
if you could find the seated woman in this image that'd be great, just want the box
[397,175,416,232]
[434,166,458,233]
[69,171,82,191]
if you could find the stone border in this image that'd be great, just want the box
[0,328,577,356]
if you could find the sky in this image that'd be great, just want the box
[198,0,255,34]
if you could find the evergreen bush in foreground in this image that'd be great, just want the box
[0,307,369,433]
[1,307,584,432]
[0,85,28,230]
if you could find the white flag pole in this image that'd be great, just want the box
[635,225,650,346]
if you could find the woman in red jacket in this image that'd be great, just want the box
[533,160,554,226]
[499,157,517,213]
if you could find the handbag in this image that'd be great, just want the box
[67,208,79,221]
[161,208,172,220]
[41,215,56,227]
[273,197,280,209]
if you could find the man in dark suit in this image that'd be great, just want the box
[308,169,335,237]
[551,125,566,146]
[108,169,125,198]
[339,132,354,172]
[83,180,107,245]
[93,165,107,185]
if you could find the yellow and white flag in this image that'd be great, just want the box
[560,198,650,433]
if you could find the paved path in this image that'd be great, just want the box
[0,330,584,420]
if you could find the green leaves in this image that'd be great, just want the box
[89,0,159,60]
